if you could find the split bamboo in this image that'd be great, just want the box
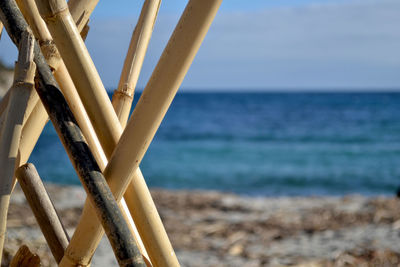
[0,31,36,264]
[16,163,69,263]
[10,245,40,267]
[112,0,161,128]
[0,2,146,266]
[61,1,222,266]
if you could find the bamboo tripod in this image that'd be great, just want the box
[0,0,222,266]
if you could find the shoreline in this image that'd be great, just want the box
[4,183,400,266]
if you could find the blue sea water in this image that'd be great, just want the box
[30,92,400,196]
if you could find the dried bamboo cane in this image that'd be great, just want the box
[61,1,222,266]
[112,0,161,128]
[0,31,36,264]
[19,0,149,259]
[16,163,69,263]
[10,245,40,267]
[19,0,148,258]
[35,0,122,159]
[67,0,99,33]
[0,2,146,266]
[0,21,3,39]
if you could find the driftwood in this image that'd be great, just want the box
[16,163,69,263]
[0,1,145,266]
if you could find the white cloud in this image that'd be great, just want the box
[1,0,399,90]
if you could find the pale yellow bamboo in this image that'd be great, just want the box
[23,0,150,260]
[112,0,161,128]
[0,31,36,264]
[61,1,222,266]
[0,21,3,40]
[68,0,99,33]
[36,0,121,159]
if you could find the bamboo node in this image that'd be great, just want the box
[114,84,134,100]
[39,40,61,71]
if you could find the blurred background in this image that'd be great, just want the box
[1,0,400,196]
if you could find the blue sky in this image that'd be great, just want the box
[1,0,399,90]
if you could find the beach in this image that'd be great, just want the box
[3,184,400,266]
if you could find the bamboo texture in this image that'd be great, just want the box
[10,245,40,267]
[23,0,148,260]
[112,0,161,128]
[0,1,146,266]
[62,1,221,266]
[16,163,69,263]
[0,31,36,264]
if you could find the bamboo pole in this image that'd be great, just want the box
[19,0,149,259]
[0,31,36,264]
[35,0,122,159]
[0,2,146,266]
[10,245,40,267]
[16,163,69,263]
[61,1,222,266]
[0,21,3,39]
[112,0,161,128]
[67,0,99,33]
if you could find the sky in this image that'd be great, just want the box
[0,0,399,91]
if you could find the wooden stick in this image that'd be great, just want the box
[0,21,3,40]
[62,1,222,266]
[112,0,161,128]
[16,163,69,263]
[0,31,36,264]
[10,245,40,267]
[0,2,146,266]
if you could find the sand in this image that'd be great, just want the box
[3,184,400,266]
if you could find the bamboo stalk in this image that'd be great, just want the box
[19,0,149,260]
[112,0,161,128]
[19,0,148,262]
[0,2,146,266]
[16,163,69,263]
[67,0,99,33]
[62,1,222,266]
[0,31,36,264]
[35,0,122,159]
[0,21,3,40]
[10,245,40,267]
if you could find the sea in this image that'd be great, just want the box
[30,92,400,196]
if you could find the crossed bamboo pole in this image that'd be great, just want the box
[0,0,222,265]
[0,1,146,266]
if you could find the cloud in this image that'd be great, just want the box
[1,0,399,90]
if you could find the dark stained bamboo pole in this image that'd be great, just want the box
[0,1,145,266]
[17,0,148,258]
[16,163,69,263]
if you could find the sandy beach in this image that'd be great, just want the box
[2,184,400,266]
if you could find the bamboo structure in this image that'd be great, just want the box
[0,0,222,265]
[0,1,146,266]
